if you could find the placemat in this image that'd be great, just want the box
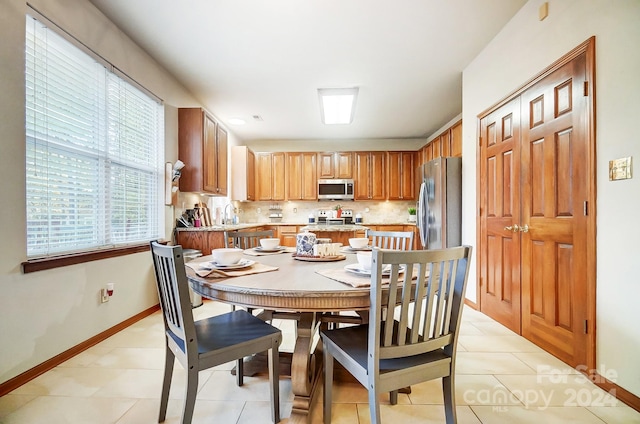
[186,257,278,278]
[316,268,379,288]
[316,265,422,288]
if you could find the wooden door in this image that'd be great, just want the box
[272,152,286,201]
[519,49,591,367]
[203,112,218,192]
[370,152,386,200]
[317,152,334,178]
[387,152,415,200]
[301,153,317,200]
[354,152,370,200]
[479,39,595,369]
[255,152,273,200]
[450,121,462,157]
[336,152,353,178]
[247,149,255,200]
[216,126,228,195]
[441,130,451,157]
[479,97,522,333]
[286,153,303,200]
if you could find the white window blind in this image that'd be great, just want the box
[25,13,164,258]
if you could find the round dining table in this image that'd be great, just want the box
[186,250,371,424]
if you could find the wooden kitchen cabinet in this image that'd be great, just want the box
[255,152,286,201]
[354,151,386,200]
[270,225,299,247]
[387,151,416,200]
[178,108,227,195]
[317,152,353,179]
[231,146,256,201]
[175,230,226,254]
[450,120,462,157]
[286,152,317,200]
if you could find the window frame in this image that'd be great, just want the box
[23,7,165,271]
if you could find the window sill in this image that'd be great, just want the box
[21,243,165,273]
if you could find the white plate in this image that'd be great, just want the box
[344,263,402,276]
[253,246,285,253]
[343,246,372,252]
[206,259,255,270]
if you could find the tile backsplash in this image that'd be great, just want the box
[175,192,416,225]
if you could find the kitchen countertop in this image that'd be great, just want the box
[300,224,370,232]
[175,222,415,232]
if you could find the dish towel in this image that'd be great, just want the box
[185,257,278,278]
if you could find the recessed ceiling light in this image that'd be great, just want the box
[228,118,246,125]
[318,87,358,125]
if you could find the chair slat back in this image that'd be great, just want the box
[369,246,472,360]
[150,241,195,351]
[366,230,414,250]
[225,230,275,249]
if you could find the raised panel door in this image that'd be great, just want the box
[354,152,370,200]
[336,152,353,178]
[255,153,273,200]
[301,152,317,200]
[432,136,442,158]
[317,152,335,178]
[479,97,522,334]
[440,130,451,157]
[286,153,303,200]
[215,125,228,195]
[387,152,402,200]
[272,152,286,201]
[450,120,462,157]
[370,152,386,200]
[519,49,590,368]
[203,113,218,192]
[247,149,255,200]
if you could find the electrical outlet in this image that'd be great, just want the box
[257,208,261,214]
[100,288,109,303]
[293,208,297,213]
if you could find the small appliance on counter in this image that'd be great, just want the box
[269,213,283,223]
[355,213,363,223]
[308,214,316,224]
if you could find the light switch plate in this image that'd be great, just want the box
[609,156,632,181]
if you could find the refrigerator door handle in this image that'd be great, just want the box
[417,181,427,248]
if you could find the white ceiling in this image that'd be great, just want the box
[88,0,527,142]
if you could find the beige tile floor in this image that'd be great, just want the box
[1,301,639,424]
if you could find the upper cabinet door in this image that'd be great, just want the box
[178,108,227,195]
[317,152,335,179]
[355,151,386,200]
[317,152,353,179]
[387,151,415,200]
[335,152,353,179]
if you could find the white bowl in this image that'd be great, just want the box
[211,248,243,266]
[356,251,373,271]
[349,238,369,249]
[260,238,280,249]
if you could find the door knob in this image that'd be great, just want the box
[504,224,520,233]
[519,224,529,233]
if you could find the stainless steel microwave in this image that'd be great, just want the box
[317,179,354,200]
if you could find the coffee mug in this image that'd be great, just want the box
[296,232,316,256]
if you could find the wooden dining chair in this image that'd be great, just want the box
[322,245,472,424]
[225,229,275,249]
[150,241,282,424]
[365,229,414,250]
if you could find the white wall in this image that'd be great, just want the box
[0,0,202,384]
[462,0,640,396]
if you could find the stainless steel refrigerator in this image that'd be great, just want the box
[416,157,462,249]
